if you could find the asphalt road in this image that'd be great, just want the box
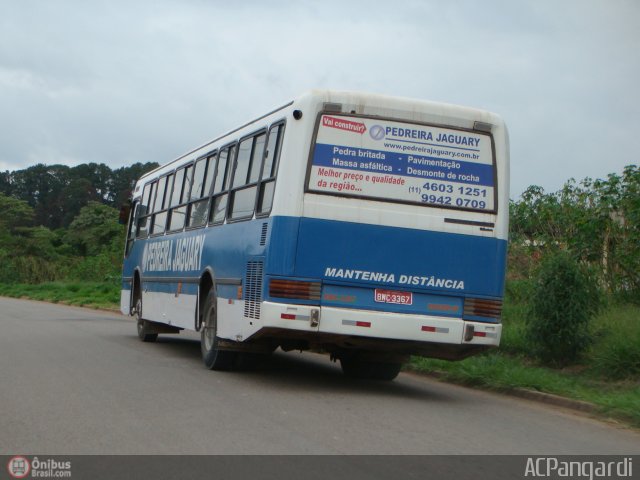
[1,297,639,455]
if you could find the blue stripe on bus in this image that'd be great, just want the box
[312,143,495,187]
[123,219,273,281]
[123,215,506,303]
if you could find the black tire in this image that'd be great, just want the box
[340,355,402,381]
[200,290,236,370]
[135,297,158,343]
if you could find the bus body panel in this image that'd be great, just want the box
[289,216,507,299]
[122,220,269,331]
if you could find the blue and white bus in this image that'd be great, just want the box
[121,90,509,380]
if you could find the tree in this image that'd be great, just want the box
[1,161,159,229]
[0,194,64,283]
[0,193,34,231]
[66,202,125,256]
[110,162,159,207]
[0,161,160,284]
[0,170,11,195]
[510,165,639,299]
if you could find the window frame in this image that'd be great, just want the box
[167,163,194,233]
[149,172,174,237]
[208,142,236,226]
[185,153,216,230]
[227,129,267,223]
[136,180,156,238]
[255,121,285,218]
[125,200,139,256]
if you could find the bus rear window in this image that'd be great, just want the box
[307,114,496,212]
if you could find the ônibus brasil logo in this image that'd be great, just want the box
[369,124,385,140]
[7,456,30,479]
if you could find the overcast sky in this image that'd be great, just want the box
[1,0,638,197]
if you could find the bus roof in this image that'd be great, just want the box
[133,89,504,194]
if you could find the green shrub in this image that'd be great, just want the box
[527,250,601,366]
[67,252,121,282]
[0,254,68,284]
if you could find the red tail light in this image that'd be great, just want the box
[269,279,321,301]
[463,298,502,320]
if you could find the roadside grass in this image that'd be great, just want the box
[408,354,640,427]
[408,302,640,427]
[0,281,120,310]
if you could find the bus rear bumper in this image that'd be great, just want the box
[260,301,501,348]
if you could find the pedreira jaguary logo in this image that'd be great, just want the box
[8,456,72,478]
[369,124,386,141]
[141,234,205,273]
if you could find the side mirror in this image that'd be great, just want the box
[119,202,131,225]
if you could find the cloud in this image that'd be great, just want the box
[0,0,638,197]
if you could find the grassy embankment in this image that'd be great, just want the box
[1,280,638,427]
[0,281,120,310]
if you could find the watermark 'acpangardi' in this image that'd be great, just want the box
[525,457,632,479]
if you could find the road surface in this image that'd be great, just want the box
[1,297,638,455]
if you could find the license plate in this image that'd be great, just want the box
[374,289,413,305]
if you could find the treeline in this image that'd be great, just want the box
[0,162,158,229]
[0,162,158,283]
[509,164,639,301]
[0,161,638,302]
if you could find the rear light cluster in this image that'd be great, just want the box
[463,298,502,320]
[269,279,321,301]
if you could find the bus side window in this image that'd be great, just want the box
[257,123,284,216]
[229,132,265,221]
[188,155,214,228]
[232,137,253,189]
[137,181,157,238]
[150,174,170,235]
[125,201,139,255]
[209,145,235,224]
[168,166,190,231]
[136,184,150,238]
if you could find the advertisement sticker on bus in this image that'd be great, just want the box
[308,115,496,212]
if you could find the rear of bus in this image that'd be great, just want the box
[260,91,509,378]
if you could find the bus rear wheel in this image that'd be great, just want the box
[135,297,158,343]
[201,290,236,370]
[340,355,402,381]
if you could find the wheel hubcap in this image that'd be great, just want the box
[203,305,216,351]
[135,299,144,335]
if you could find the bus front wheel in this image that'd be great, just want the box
[201,290,236,370]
